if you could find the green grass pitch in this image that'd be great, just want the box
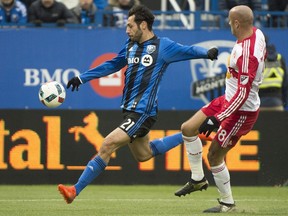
[0,185,287,216]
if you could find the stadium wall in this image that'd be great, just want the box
[1,28,288,111]
[0,110,287,186]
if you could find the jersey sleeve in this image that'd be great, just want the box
[216,54,259,122]
[161,38,209,63]
[79,46,127,84]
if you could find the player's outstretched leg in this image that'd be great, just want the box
[174,177,209,197]
[149,132,183,156]
[203,199,236,213]
[58,184,76,204]
[58,155,107,204]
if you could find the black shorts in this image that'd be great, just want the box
[118,110,157,139]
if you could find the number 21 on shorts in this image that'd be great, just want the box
[120,118,135,131]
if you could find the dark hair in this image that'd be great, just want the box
[128,5,155,31]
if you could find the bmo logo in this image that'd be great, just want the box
[127,55,153,67]
[128,57,140,64]
[141,54,153,66]
[89,53,126,98]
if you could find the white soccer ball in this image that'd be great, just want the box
[38,81,66,108]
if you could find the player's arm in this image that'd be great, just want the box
[216,55,258,122]
[161,38,218,63]
[199,54,259,137]
[79,47,127,84]
[67,46,127,91]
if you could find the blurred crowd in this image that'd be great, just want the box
[0,0,139,26]
[0,0,287,27]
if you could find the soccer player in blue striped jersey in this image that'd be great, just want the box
[58,5,218,204]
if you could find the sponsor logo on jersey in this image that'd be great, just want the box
[128,57,140,64]
[141,54,153,66]
[127,55,153,67]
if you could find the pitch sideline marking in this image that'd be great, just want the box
[0,198,287,202]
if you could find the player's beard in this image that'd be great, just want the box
[130,28,143,43]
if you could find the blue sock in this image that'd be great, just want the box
[149,132,183,156]
[74,155,107,195]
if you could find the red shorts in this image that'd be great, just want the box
[201,95,259,148]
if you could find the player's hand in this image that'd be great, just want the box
[207,47,218,61]
[199,116,220,137]
[67,77,81,91]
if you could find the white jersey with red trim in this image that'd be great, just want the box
[217,27,266,122]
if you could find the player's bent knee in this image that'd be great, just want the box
[181,122,197,137]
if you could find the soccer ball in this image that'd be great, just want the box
[38,81,66,108]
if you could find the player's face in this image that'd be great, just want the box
[228,11,240,37]
[228,13,237,36]
[126,15,143,43]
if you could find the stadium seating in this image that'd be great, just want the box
[1,0,287,28]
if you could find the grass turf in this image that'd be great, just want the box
[0,185,287,216]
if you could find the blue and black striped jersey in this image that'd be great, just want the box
[79,35,209,116]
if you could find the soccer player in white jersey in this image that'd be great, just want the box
[174,5,266,213]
